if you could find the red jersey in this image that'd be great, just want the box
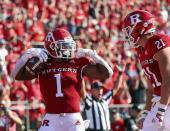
[0,22,5,39]
[137,34,170,96]
[38,57,91,114]
[111,119,125,131]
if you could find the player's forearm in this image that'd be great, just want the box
[15,66,26,80]
[10,54,30,79]
[144,78,154,111]
[152,80,170,127]
[145,88,154,111]
[76,48,113,78]
[90,54,113,78]
[160,80,170,105]
[13,59,37,80]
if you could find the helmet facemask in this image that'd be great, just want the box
[50,40,76,59]
[122,19,155,48]
[45,31,76,59]
[122,21,142,48]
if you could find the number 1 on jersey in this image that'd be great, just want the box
[54,74,64,97]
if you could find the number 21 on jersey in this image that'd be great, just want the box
[54,74,64,97]
[155,39,165,49]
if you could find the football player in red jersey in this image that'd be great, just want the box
[122,10,170,131]
[10,28,113,131]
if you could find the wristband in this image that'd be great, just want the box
[158,103,167,110]
[157,103,167,115]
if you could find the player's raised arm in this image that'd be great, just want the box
[76,48,113,80]
[10,48,48,80]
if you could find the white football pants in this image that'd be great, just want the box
[142,102,170,131]
[38,113,85,131]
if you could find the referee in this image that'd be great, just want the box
[82,62,126,131]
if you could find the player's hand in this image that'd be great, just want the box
[76,48,96,58]
[25,48,48,63]
[136,118,145,129]
[136,110,148,129]
[152,112,164,127]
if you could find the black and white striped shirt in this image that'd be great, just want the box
[84,90,113,130]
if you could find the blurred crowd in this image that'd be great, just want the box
[0,0,169,130]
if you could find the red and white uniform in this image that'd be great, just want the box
[137,34,170,131]
[38,57,91,131]
[39,57,91,113]
[137,34,170,96]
